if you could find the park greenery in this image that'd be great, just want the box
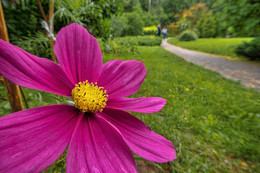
[3,0,260,60]
[177,30,198,41]
[1,0,260,172]
[168,38,254,60]
[235,37,260,61]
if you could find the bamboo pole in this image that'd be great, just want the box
[48,0,55,62]
[0,0,24,112]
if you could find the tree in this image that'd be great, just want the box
[196,11,216,38]
[55,0,123,38]
[124,11,144,35]
[162,0,191,14]
[213,0,260,37]
[182,3,207,28]
[122,0,140,12]
[110,15,128,37]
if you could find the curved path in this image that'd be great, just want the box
[161,39,260,90]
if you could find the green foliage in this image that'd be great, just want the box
[162,0,190,15]
[99,36,162,54]
[167,22,178,36]
[143,25,157,36]
[196,11,217,38]
[98,37,139,54]
[182,3,207,28]
[124,12,144,36]
[122,0,140,12]
[3,0,45,43]
[213,0,260,37]
[131,36,162,46]
[110,15,128,37]
[139,0,149,11]
[111,11,158,37]
[143,30,157,36]
[4,0,123,46]
[114,36,162,46]
[176,3,208,34]
[1,0,124,61]
[141,12,159,27]
[122,3,159,36]
[235,37,260,60]
[178,30,198,41]
[168,37,253,60]
[55,0,123,39]
[124,0,176,28]
[13,32,51,59]
[111,1,160,37]
[176,18,191,33]
[55,0,96,27]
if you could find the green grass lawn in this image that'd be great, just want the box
[167,38,253,61]
[1,46,260,172]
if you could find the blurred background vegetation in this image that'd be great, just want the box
[3,0,260,60]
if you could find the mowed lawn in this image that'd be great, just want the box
[168,38,253,60]
[1,46,260,172]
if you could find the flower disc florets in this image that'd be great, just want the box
[72,81,108,113]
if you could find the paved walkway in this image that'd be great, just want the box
[161,39,260,90]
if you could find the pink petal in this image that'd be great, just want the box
[106,97,166,113]
[54,23,103,84]
[0,40,74,96]
[66,113,137,173]
[98,59,147,99]
[0,105,80,172]
[101,109,176,163]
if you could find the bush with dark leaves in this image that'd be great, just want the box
[235,37,260,60]
[178,30,198,41]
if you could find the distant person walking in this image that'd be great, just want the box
[162,26,167,39]
[157,25,161,37]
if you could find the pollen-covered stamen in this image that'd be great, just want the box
[72,81,108,113]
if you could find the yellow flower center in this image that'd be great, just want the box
[72,81,108,113]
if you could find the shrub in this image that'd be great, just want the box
[235,37,260,60]
[143,25,157,36]
[196,11,217,38]
[178,30,198,41]
[143,30,157,36]
[177,18,191,34]
[167,22,178,36]
[99,36,162,54]
[201,15,216,38]
[119,36,162,46]
[134,36,162,46]
[142,13,159,27]
[110,15,128,37]
[124,12,144,36]
[99,38,138,55]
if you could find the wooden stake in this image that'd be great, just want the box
[0,0,24,112]
[48,0,56,62]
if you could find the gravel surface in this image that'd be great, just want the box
[162,39,260,91]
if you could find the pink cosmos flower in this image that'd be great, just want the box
[0,23,176,172]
